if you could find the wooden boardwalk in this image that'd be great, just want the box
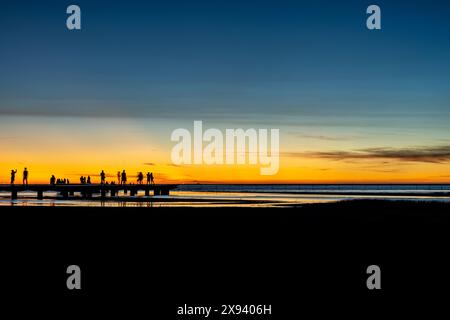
[0,184,178,200]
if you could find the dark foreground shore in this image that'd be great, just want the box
[1,200,449,317]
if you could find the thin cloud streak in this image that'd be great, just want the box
[285,145,450,163]
[291,132,358,141]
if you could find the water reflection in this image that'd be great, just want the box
[1,188,450,207]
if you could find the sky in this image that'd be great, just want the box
[1,0,450,184]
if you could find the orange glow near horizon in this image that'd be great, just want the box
[1,153,449,185]
[0,116,449,185]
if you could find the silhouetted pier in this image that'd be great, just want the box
[0,184,178,200]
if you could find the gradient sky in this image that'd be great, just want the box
[1,0,450,183]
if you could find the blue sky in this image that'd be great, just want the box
[1,1,450,183]
[1,0,449,121]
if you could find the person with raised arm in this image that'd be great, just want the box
[10,169,17,185]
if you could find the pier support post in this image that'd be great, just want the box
[130,190,136,196]
[145,189,150,196]
[101,189,106,198]
[154,188,161,196]
[161,188,169,196]
[37,191,43,200]
[11,190,18,200]
[111,190,116,197]
[61,191,69,199]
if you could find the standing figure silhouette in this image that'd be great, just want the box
[10,169,17,185]
[23,168,29,186]
[121,170,127,185]
[117,171,121,185]
[100,170,106,185]
[150,172,154,185]
[137,172,144,185]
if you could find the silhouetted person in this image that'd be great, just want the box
[10,169,17,184]
[87,176,91,184]
[23,168,29,186]
[50,175,56,185]
[67,179,70,185]
[137,172,144,185]
[117,171,121,185]
[150,172,154,185]
[121,170,127,185]
[100,170,106,184]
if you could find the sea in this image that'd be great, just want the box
[0,184,449,207]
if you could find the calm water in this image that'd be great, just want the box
[1,184,449,207]
[176,184,450,193]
